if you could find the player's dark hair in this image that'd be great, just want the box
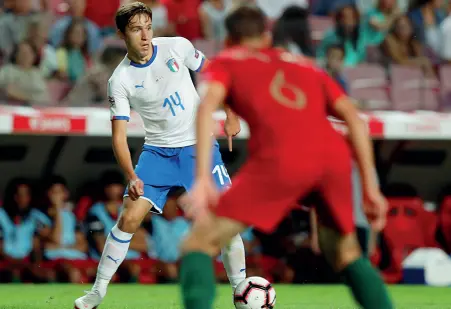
[225,6,266,43]
[115,1,153,34]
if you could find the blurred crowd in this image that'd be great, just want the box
[1,0,451,108]
[0,173,323,284]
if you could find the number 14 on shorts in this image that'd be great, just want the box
[212,164,231,186]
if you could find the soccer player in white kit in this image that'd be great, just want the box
[74,2,246,308]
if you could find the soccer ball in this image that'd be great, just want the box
[234,276,276,309]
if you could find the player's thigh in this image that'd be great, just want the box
[317,158,355,235]
[128,146,179,213]
[179,143,231,192]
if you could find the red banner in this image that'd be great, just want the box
[13,114,86,134]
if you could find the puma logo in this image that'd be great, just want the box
[107,255,120,264]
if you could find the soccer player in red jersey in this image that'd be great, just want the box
[179,6,393,309]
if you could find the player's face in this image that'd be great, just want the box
[122,13,153,60]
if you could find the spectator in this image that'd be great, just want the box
[0,41,49,104]
[65,46,126,106]
[56,18,92,83]
[364,0,402,46]
[272,5,314,57]
[317,4,368,67]
[50,0,102,55]
[381,15,435,75]
[0,0,40,58]
[164,0,203,40]
[86,170,147,282]
[149,196,190,282]
[408,0,446,55]
[0,178,52,283]
[440,1,451,61]
[324,44,349,93]
[199,0,227,42]
[41,176,88,283]
[26,18,58,78]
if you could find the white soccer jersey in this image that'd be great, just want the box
[108,37,206,147]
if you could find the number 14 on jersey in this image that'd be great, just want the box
[163,91,185,116]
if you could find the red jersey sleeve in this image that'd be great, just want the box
[319,69,346,106]
[202,58,232,90]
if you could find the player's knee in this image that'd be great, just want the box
[117,210,142,233]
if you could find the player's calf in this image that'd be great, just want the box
[180,215,246,309]
[318,225,393,309]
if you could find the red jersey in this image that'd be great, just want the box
[204,47,349,162]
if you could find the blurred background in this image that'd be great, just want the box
[1,0,451,287]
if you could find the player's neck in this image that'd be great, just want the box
[240,38,268,50]
[127,44,155,65]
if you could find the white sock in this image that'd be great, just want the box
[221,233,246,290]
[92,224,133,295]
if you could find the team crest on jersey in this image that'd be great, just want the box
[166,58,179,72]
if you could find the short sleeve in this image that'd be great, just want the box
[176,37,206,72]
[108,78,130,121]
[319,69,346,106]
[85,213,105,235]
[202,58,232,90]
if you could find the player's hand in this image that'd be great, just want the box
[128,178,144,201]
[224,117,241,152]
[363,187,388,232]
[180,176,219,221]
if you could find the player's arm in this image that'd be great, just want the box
[112,121,136,182]
[196,81,227,177]
[322,72,377,190]
[108,79,143,200]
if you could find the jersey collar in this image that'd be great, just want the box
[129,45,158,68]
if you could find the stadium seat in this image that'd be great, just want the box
[422,208,439,248]
[366,46,383,64]
[391,65,440,111]
[309,16,333,43]
[47,80,72,105]
[437,196,451,253]
[381,197,427,283]
[440,65,451,110]
[343,64,390,110]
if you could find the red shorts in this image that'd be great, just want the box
[215,152,355,234]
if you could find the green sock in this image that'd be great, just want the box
[342,257,393,309]
[180,252,216,309]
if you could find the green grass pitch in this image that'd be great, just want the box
[0,284,450,308]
